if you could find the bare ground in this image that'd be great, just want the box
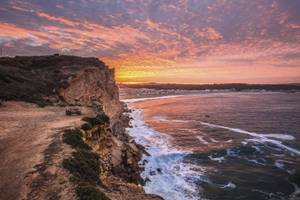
[0,101,90,200]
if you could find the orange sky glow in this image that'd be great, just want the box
[1,0,300,84]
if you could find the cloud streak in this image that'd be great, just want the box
[0,0,300,83]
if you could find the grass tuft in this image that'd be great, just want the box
[76,184,109,200]
[63,150,100,185]
[62,122,110,199]
[63,129,91,150]
[81,122,93,131]
[82,114,110,126]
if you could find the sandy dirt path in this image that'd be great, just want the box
[0,102,86,200]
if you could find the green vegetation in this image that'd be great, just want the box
[63,150,100,185]
[76,185,109,200]
[62,127,110,200]
[36,100,48,107]
[82,114,110,126]
[81,122,93,131]
[63,129,91,150]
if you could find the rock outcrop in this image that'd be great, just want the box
[0,54,162,200]
[0,54,122,122]
[81,118,143,184]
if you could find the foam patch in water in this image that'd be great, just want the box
[221,182,236,189]
[126,103,203,200]
[122,95,183,103]
[208,155,225,163]
[200,122,300,156]
[196,136,210,144]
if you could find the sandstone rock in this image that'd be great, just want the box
[0,55,122,126]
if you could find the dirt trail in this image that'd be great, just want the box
[0,102,86,200]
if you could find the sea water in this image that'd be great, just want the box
[123,92,300,200]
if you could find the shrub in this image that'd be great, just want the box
[76,185,109,200]
[63,129,91,150]
[82,114,110,126]
[62,127,110,200]
[81,122,93,131]
[62,150,100,185]
[36,100,47,107]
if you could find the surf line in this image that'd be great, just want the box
[200,121,300,156]
[122,95,184,103]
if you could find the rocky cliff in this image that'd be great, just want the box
[0,54,122,122]
[0,55,162,200]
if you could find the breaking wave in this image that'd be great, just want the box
[126,104,203,200]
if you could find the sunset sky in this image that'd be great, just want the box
[1,0,300,84]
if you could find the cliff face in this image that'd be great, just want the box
[0,55,163,200]
[58,67,122,122]
[0,54,122,121]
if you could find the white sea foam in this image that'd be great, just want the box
[210,138,219,143]
[221,182,236,189]
[247,159,266,165]
[275,160,285,169]
[122,95,183,103]
[152,116,189,123]
[208,155,225,163]
[196,136,210,144]
[200,122,300,156]
[126,103,202,200]
[260,134,295,140]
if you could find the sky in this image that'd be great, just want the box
[0,0,300,84]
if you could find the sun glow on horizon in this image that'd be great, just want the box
[1,0,300,84]
[105,57,300,84]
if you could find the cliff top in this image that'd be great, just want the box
[0,54,111,104]
[0,54,106,70]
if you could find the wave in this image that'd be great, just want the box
[126,104,202,200]
[122,95,183,103]
[196,136,210,145]
[200,121,300,156]
[152,116,190,123]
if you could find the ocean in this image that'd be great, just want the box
[122,91,300,200]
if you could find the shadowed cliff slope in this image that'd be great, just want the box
[0,54,122,121]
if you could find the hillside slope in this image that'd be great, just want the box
[0,55,162,200]
[0,54,121,122]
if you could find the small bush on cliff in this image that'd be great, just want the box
[81,122,93,131]
[82,114,110,126]
[76,184,109,200]
[62,119,111,199]
[62,150,100,185]
[36,100,47,107]
[63,129,91,150]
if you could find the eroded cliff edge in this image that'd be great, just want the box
[0,55,162,200]
[0,55,122,122]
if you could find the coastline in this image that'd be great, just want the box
[123,97,201,200]
[0,55,164,200]
[121,92,300,200]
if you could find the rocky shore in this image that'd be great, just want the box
[0,55,163,200]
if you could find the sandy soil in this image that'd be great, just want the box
[0,101,88,200]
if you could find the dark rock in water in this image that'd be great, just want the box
[65,107,82,116]
[150,171,156,176]
[143,159,148,165]
[157,168,162,174]
[205,114,210,118]
[144,177,151,183]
